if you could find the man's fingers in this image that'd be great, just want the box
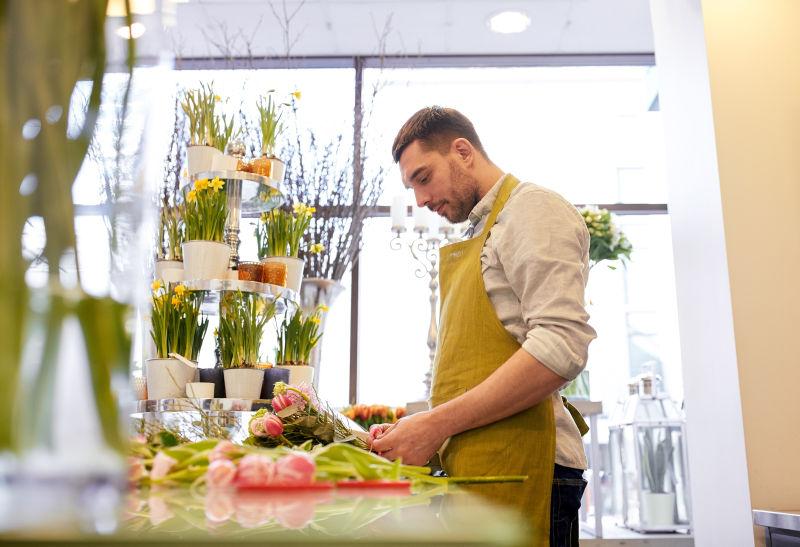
[370,428,397,452]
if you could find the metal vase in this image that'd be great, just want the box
[299,278,346,390]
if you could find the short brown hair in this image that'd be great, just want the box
[391,106,488,163]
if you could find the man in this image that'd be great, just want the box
[369,106,596,546]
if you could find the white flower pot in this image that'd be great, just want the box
[276,364,314,387]
[641,492,676,527]
[261,256,304,292]
[270,157,286,182]
[182,240,230,280]
[223,368,265,399]
[155,260,183,283]
[146,358,198,400]
[212,153,238,172]
[187,145,220,177]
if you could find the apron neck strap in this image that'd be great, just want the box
[479,175,520,242]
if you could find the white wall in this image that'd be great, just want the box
[649,1,754,544]
[651,0,800,544]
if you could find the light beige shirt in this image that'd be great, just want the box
[467,174,596,469]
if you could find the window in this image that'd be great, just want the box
[70,59,680,423]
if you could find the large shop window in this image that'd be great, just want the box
[356,65,680,420]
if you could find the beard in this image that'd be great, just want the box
[442,159,481,223]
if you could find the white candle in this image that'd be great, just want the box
[413,206,428,231]
[390,194,406,230]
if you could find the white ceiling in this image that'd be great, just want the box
[147,0,654,59]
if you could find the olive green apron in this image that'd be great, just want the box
[431,175,556,545]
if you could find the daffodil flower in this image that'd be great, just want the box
[319,305,329,313]
[187,190,197,203]
[151,279,164,292]
[309,315,321,325]
[309,243,324,255]
[171,295,181,308]
[174,284,187,297]
[210,177,224,192]
[194,178,209,191]
[292,90,302,100]
[260,212,269,223]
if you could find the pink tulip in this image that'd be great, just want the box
[150,451,178,481]
[148,495,173,526]
[205,490,235,524]
[206,459,237,489]
[208,440,238,462]
[273,453,316,486]
[263,414,284,437]
[271,393,293,413]
[249,416,268,438]
[235,454,275,488]
[128,457,147,484]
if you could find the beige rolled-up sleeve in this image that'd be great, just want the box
[494,189,597,381]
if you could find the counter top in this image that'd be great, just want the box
[753,509,800,531]
[0,481,527,545]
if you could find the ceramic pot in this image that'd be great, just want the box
[259,367,290,400]
[187,145,219,177]
[276,364,314,386]
[182,240,230,280]
[223,368,264,399]
[145,357,198,400]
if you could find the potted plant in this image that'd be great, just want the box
[256,204,320,292]
[182,84,219,176]
[253,92,290,181]
[147,281,209,400]
[217,291,278,398]
[275,304,327,385]
[181,176,229,280]
[639,428,676,526]
[155,204,183,282]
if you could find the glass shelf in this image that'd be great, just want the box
[189,169,284,214]
[183,278,297,315]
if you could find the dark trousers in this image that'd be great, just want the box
[550,464,587,547]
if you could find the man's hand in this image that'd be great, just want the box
[368,411,448,466]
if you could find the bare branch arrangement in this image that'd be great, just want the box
[280,125,385,282]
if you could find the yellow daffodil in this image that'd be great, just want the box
[309,243,324,255]
[187,190,197,203]
[309,315,321,325]
[171,295,181,308]
[292,203,304,214]
[151,279,164,292]
[260,212,269,223]
[291,90,302,100]
[214,95,222,102]
[319,305,329,313]
[174,284,187,297]
[210,176,224,192]
[194,178,209,191]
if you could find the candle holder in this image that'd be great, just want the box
[389,220,461,397]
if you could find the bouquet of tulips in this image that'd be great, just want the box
[245,382,367,449]
[342,404,407,430]
[129,435,525,491]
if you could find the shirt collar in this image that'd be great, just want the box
[468,173,510,226]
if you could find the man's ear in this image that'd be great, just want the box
[451,138,474,164]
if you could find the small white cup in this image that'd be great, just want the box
[186,382,215,399]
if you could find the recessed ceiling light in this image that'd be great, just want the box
[487,10,531,34]
[116,22,147,40]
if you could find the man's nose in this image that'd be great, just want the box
[413,189,430,208]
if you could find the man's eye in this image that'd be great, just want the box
[419,177,428,185]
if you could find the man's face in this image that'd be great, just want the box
[398,140,480,223]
